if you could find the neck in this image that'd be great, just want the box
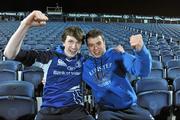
[64,50,74,58]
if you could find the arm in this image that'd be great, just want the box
[123,34,152,77]
[15,50,54,66]
[3,10,48,59]
[114,44,125,53]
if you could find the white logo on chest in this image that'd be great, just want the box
[57,59,67,66]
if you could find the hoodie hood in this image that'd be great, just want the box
[55,45,81,60]
[88,48,114,62]
[56,45,64,54]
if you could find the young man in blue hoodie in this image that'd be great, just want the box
[4,10,95,120]
[83,29,154,120]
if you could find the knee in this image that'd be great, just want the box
[34,112,43,120]
[98,111,114,120]
[147,114,154,120]
[140,111,154,120]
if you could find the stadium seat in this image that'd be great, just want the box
[0,80,36,120]
[166,60,180,82]
[150,51,160,61]
[142,60,164,79]
[145,69,164,79]
[167,67,180,82]
[0,49,2,61]
[166,60,180,69]
[0,60,22,71]
[21,44,31,50]
[161,54,175,67]
[152,60,163,69]
[135,78,172,119]
[21,66,44,97]
[173,77,180,120]
[0,60,22,81]
[175,51,180,59]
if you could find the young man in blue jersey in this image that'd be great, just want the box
[83,29,154,120]
[4,10,95,120]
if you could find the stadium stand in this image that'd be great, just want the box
[0,20,180,119]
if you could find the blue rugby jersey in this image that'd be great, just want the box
[15,48,84,108]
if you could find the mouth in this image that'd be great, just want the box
[94,50,100,54]
[69,49,77,54]
[94,51,101,56]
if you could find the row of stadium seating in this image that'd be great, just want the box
[0,22,179,62]
[0,58,179,119]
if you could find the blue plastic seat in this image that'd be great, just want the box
[0,81,36,120]
[22,66,44,97]
[136,78,171,119]
[0,60,22,81]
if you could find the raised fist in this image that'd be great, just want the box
[130,34,144,51]
[21,10,48,27]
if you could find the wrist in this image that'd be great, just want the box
[135,45,143,52]
[20,19,31,29]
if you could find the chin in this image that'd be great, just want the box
[70,54,76,57]
[94,55,101,58]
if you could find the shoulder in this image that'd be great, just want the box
[106,48,118,55]
[105,48,123,58]
[83,56,93,66]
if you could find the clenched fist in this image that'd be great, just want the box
[115,44,125,53]
[130,34,144,52]
[21,10,48,27]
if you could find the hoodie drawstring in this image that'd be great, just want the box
[94,58,104,80]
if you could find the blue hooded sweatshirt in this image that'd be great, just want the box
[82,45,152,109]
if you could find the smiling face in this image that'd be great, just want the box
[61,26,84,58]
[87,35,106,58]
[63,35,82,58]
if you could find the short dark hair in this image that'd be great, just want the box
[61,26,84,44]
[85,29,105,44]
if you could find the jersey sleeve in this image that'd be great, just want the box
[15,49,54,66]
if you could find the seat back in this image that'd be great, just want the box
[144,69,164,79]
[0,60,22,71]
[0,60,22,81]
[136,79,171,118]
[173,77,180,105]
[152,60,163,69]
[166,60,180,69]
[167,67,180,81]
[22,66,44,88]
[173,77,180,119]
[22,66,44,96]
[0,81,36,120]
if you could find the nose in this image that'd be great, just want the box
[94,44,98,50]
[71,42,77,49]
